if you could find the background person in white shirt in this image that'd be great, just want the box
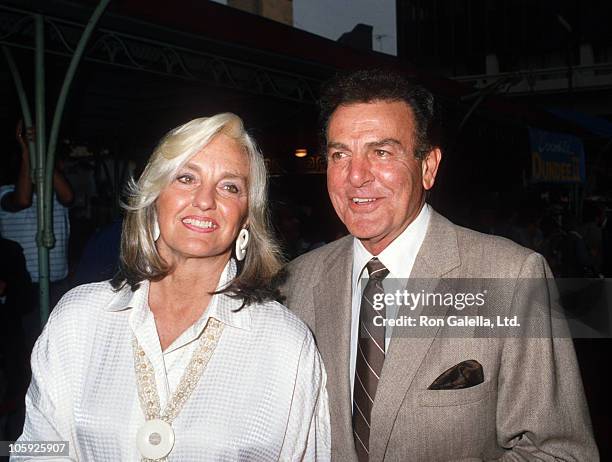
[0,120,73,285]
[16,113,330,461]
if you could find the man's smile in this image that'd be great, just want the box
[351,197,377,204]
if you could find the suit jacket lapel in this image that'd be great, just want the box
[314,236,356,458]
[370,210,462,462]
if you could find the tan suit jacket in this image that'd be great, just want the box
[282,209,598,461]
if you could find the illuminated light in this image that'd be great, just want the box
[294,148,308,158]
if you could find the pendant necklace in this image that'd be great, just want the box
[132,317,224,461]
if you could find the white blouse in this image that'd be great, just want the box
[16,262,330,461]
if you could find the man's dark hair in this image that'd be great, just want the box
[318,68,441,159]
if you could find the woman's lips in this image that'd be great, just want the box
[181,216,218,233]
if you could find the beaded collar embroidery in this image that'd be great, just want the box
[132,317,225,461]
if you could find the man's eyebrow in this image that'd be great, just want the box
[326,141,349,150]
[365,138,402,149]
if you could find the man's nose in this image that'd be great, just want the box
[191,183,216,210]
[348,154,374,187]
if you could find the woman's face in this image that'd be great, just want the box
[155,133,249,264]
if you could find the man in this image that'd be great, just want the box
[282,70,597,461]
[0,120,73,288]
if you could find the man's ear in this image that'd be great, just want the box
[421,147,442,191]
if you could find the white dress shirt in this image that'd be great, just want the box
[349,204,431,402]
[16,260,330,461]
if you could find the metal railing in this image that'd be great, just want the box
[452,62,612,94]
[0,4,321,104]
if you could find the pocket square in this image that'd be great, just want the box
[428,359,484,390]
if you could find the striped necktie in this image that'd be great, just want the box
[353,257,389,461]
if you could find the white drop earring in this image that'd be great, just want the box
[235,228,249,261]
[152,219,160,242]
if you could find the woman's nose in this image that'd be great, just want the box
[191,184,216,210]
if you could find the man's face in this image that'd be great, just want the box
[326,100,441,255]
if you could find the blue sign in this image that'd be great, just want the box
[529,128,585,183]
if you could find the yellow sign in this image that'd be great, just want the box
[531,151,582,183]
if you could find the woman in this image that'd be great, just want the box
[17,114,330,461]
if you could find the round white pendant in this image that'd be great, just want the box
[136,418,175,460]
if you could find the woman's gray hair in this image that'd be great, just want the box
[112,113,283,304]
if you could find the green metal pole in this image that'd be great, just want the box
[1,46,36,174]
[34,14,50,326]
[44,0,111,251]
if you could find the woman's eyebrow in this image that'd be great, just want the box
[181,162,199,172]
[181,163,245,179]
[181,166,248,183]
[222,172,247,180]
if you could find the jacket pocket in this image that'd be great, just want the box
[417,380,493,407]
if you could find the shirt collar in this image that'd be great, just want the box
[105,258,252,331]
[351,203,431,286]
